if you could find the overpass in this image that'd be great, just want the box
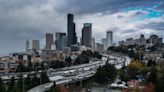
[27,54,131,92]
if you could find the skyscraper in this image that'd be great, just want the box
[91,38,95,52]
[45,33,54,49]
[67,13,77,47]
[102,38,107,50]
[55,32,67,50]
[26,40,30,52]
[106,31,113,49]
[32,40,39,50]
[82,23,92,48]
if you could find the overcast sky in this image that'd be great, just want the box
[0,0,164,55]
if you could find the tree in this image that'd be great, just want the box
[7,77,15,92]
[17,74,24,92]
[147,67,157,84]
[27,60,33,72]
[147,60,156,67]
[25,74,31,90]
[94,63,117,84]
[76,55,89,64]
[126,61,143,79]
[65,56,72,66]
[40,62,45,70]
[119,69,130,82]
[156,71,164,92]
[31,73,40,88]
[93,51,102,59]
[0,78,6,92]
[40,71,50,84]
[16,63,27,72]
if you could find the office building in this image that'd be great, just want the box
[67,13,77,47]
[26,40,30,53]
[149,35,163,45]
[106,31,113,49]
[82,23,92,48]
[55,32,67,51]
[32,40,39,50]
[102,38,107,50]
[95,43,104,53]
[46,33,54,49]
[91,38,95,52]
[139,34,146,46]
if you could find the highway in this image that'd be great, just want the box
[27,54,131,92]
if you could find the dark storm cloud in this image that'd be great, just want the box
[0,0,164,55]
[56,0,164,15]
[137,21,164,31]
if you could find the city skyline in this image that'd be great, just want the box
[0,0,164,55]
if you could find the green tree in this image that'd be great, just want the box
[31,73,40,88]
[40,62,45,70]
[93,51,102,59]
[17,74,24,92]
[25,74,31,90]
[65,56,72,66]
[147,67,157,84]
[40,71,50,84]
[27,60,33,72]
[156,74,164,92]
[16,63,27,72]
[126,61,143,79]
[94,63,117,84]
[0,78,6,92]
[7,77,15,92]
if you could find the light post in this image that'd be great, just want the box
[40,70,42,85]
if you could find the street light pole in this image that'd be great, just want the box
[40,70,42,85]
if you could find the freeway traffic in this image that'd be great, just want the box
[27,54,131,92]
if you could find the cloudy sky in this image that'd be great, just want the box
[0,0,164,55]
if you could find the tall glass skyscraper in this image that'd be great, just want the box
[82,23,92,48]
[67,13,77,47]
[45,33,54,49]
[106,31,113,49]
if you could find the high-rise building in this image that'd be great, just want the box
[82,23,92,48]
[95,43,104,53]
[102,38,107,50]
[32,40,39,50]
[149,35,162,45]
[61,36,67,50]
[55,32,67,51]
[45,33,54,49]
[91,38,95,52]
[67,13,77,47]
[26,40,30,52]
[106,31,113,49]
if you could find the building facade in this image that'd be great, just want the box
[55,32,67,51]
[32,40,40,50]
[46,33,54,50]
[67,13,77,47]
[91,38,95,52]
[102,38,107,51]
[82,23,92,48]
[95,43,104,53]
[106,31,113,49]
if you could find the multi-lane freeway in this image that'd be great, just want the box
[27,54,131,92]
